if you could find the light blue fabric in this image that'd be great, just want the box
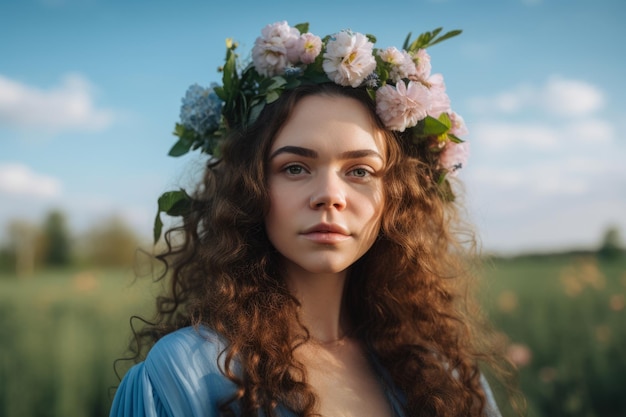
[110,327,238,417]
[110,326,501,417]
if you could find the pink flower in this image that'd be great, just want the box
[252,21,300,77]
[378,47,417,82]
[439,141,469,176]
[449,111,468,137]
[375,81,431,132]
[323,31,376,87]
[414,48,431,81]
[297,32,322,64]
[427,73,451,118]
[378,47,404,65]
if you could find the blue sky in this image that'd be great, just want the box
[1,0,624,254]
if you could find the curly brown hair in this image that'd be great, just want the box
[127,83,513,417]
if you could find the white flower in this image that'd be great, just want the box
[375,80,431,132]
[298,32,322,64]
[427,73,451,118]
[323,31,376,87]
[414,48,431,81]
[252,21,300,77]
[449,111,468,137]
[439,141,469,176]
[379,47,417,83]
[378,47,404,66]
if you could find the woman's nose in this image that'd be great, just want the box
[309,171,346,210]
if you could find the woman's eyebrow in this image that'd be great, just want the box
[338,149,383,161]
[269,146,318,160]
[269,147,383,161]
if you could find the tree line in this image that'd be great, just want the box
[0,209,142,277]
[1,210,622,277]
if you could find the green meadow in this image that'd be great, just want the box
[1,255,625,417]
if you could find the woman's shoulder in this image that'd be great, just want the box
[144,326,239,396]
[110,326,237,417]
[145,325,227,370]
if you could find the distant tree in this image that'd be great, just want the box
[41,210,72,266]
[80,216,139,266]
[5,220,38,277]
[598,226,624,260]
[0,247,13,273]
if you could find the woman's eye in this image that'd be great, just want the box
[350,168,370,178]
[285,165,305,175]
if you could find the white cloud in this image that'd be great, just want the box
[469,165,589,197]
[0,163,62,198]
[565,118,615,144]
[466,76,617,165]
[469,85,534,114]
[470,122,561,150]
[469,117,615,152]
[472,195,626,254]
[465,155,626,254]
[468,76,605,118]
[0,73,115,133]
[543,77,605,116]
[468,151,625,199]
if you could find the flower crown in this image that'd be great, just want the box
[154,22,468,243]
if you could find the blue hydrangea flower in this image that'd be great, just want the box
[283,67,303,77]
[364,72,379,88]
[179,83,223,136]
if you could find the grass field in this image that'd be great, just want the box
[481,255,626,417]
[0,267,156,417]
[1,255,625,417]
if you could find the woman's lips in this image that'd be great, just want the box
[301,231,351,244]
[301,223,351,243]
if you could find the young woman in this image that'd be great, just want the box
[111,22,509,417]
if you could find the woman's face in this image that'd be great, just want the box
[265,94,386,277]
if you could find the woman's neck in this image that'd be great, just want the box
[285,268,350,344]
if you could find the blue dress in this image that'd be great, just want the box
[110,326,502,417]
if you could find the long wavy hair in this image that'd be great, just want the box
[127,83,513,417]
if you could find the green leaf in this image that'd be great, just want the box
[448,133,464,144]
[420,116,449,136]
[168,138,193,157]
[402,32,412,51]
[379,67,389,84]
[366,34,377,44]
[258,76,282,92]
[248,101,265,125]
[153,214,163,244]
[157,190,191,216]
[438,112,452,129]
[153,190,192,243]
[294,22,309,33]
[222,48,237,94]
[412,32,430,50]
[213,85,227,101]
[173,123,186,137]
[268,76,287,90]
[429,29,462,47]
[284,77,302,90]
[405,28,462,51]
[266,90,280,103]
